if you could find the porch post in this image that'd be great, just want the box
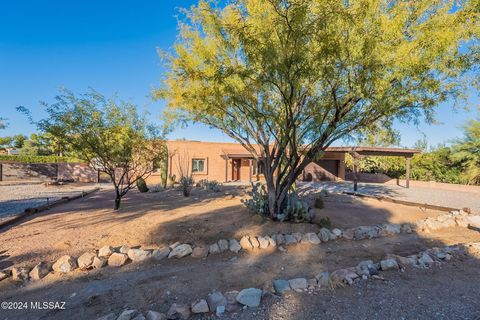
[249,159,252,182]
[405,157,411,188]
[225,156,229,183]
[353,156,359,192]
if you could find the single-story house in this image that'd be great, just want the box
[147,140,420,188]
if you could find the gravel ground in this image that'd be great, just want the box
[0,182,104,220]
[302,181,480,214]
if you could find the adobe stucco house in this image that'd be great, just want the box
[147,140,419,187]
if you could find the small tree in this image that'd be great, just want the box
[21,89,165,209]
[159,0,479,218]
[452,111,480,185]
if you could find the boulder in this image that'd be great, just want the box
[217,239,229,252]
[250,236,260,248]
[225,290,241,312]
[272,279,291,294]
[119,245,130,254]
[145,311,166,320]
[418,252,434,267]
[11,267,29,282]
[128,248,152,262]
[257,236,270,249]
[98,246,113,258]
[216,306,225,316]
[292,232,302,242]
[355,260,375,277]
[92,257,106,269]
[353,226,379,240]
[107,253,129,267]
[117,309,139,320]
[152,247,171,261]
[132,315,146,320]
[380,258,399,271]
[53,255,77,273]
[315,271,330,288]
[166,303,190,320]
[169,242,181,249]
[77,251,97,269]
[342,228,354,240]
[209,243,220,254]
[379,224,401,237]
[329,269,359,286]
[29,262,50,280]
[289,278,308,292]
[168,244,192,258]
[331,228,342,237]
[318,228,330,242]
[206,291,227,311]
[266,235,276,247]
[302,232,321,245]
[236,288,262,307]
[191,246,208,258]
[240,236,253,250]
[397,255,418,267]
[284,234,296,245]
[274,234,285,245]
[191,299,209,313]
[228,239,242,253]
[307,278,318,289]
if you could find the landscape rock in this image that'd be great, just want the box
[249,236,260,248]
[29,262,50,280]
[168,244,192,258]
[329,269,359,286]
[128,248,152,262]
[132,314,146,320]
[191,299,209,313]
[145,310,166,320]
[166,304,190,320]
[318,228,330,242]
[228,239,241,253]
[315,271,330,288]
[209,243,220,254]
[257,236,270,249]
[240,236,253,250]
[119,245,130,254]
[302,232,321,244]
[11,267,29,282]
[418,252,435,267]
[207,291,227,311]
[52,255,77,273]
[77,251,97,269]
[353,226,379,240]
[292,232,302,242]
[379,224,401,237]
[289,278,308,292]
[236,288,262,307]
[342,228,354,240]
[217,239,229,252]
[355,260,375,277]
[284,234,296,245]
[380,258,399,271]
[307,278,318,289]
[117,309,139,320]
[274,234,285,245]
[397,255,418,267]
[401,224,413,233]
[216,306,225,316]
[98,246,114,258]
[96,313,116,320]
[225,290,241,312]
[332,228,342,237]
[273,279,291,294]
[191,246,208,258]
[266,235,276,247]
[92,257,106,269]
[152,247,171,261]
[0,271,9,281]
[107,253,129,267]
[169,242,181,249]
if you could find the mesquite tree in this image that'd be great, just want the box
[158,0,479,218]
[23,89,165,209]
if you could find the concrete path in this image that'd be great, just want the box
[300,181,480,214]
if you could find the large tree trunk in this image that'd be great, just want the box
[114,187,122,210]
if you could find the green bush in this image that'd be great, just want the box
[314,196,324,209]
[242,182,269,216]
[0,155,80,163]
[179,176,193,197]
[136,177,149,193]
[318,216,332,229]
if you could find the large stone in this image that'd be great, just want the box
[250,236,260,248]
[228,239,242,253]
[11,267,29,282]
[191,246,208,258]
[353,226,379,240]
[397,255,418,267]
[145,311,166,320]
[274,234,285,245]
[117,309,139,320]
[217,239,229,252]
[331,228,342,237]
[166,304,190,320]
[128,248,152,262]
[302,232,321,245]
[401,224,413,233]
[225,290,241,312]
[355,260,375,277]
[168,244,192,258]
[0,271,9,281]
[418,252,435,267]
[289,278,308,292]
[257,236,270,249]
[272,279,291,294]
[207,291,227,311]
[92,257,106,269]
[380,258,399,271]
[107,253,129,267]
[191,299,209,313]
[29,262,50,280]
[329,269,359,286]
[132,315,146,320]
[318,228,330,242]
[119,245,131,254]
[209,243,220,254]
[456,215,480,228]
[292,232,302,242]
[77,251,97,269]
[236,288,262,307]
[266,235,276,247]
[96,313,116,320]
[52,255,77,273]
[342,229,354,240]
[284,234,296,245]
[315,271,330,288]
[98,246,114,258]
[240,236,253,250]
[379,224,401,237]
[152,247,171,261]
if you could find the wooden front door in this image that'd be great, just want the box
[232,159,241,181]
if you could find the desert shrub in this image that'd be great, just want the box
[314,196,324,209]
[151,184,163,193]
[179,176,193,197]
[136,177,149,193]
[318,216,332,229]
[169,175,176,188]
[205,180,221,192]
[241,182,269,216]
[278,192,311,223]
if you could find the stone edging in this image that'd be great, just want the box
[94,241,480,320]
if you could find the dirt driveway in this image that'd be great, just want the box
[0,186,479,319]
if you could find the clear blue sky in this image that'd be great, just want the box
[0,1,477,148]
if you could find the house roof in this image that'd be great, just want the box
[324,146,420,157]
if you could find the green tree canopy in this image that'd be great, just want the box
[159,0,479,217]
[452,110,480,184]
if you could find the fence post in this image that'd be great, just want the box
[0,163,2,182]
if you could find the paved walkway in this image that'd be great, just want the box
[300,181,480,214]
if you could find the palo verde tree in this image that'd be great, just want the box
[452,110,480,185]
[21,89,165,210]
[159,0,479,218]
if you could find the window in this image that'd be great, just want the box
[192,158,206,173]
